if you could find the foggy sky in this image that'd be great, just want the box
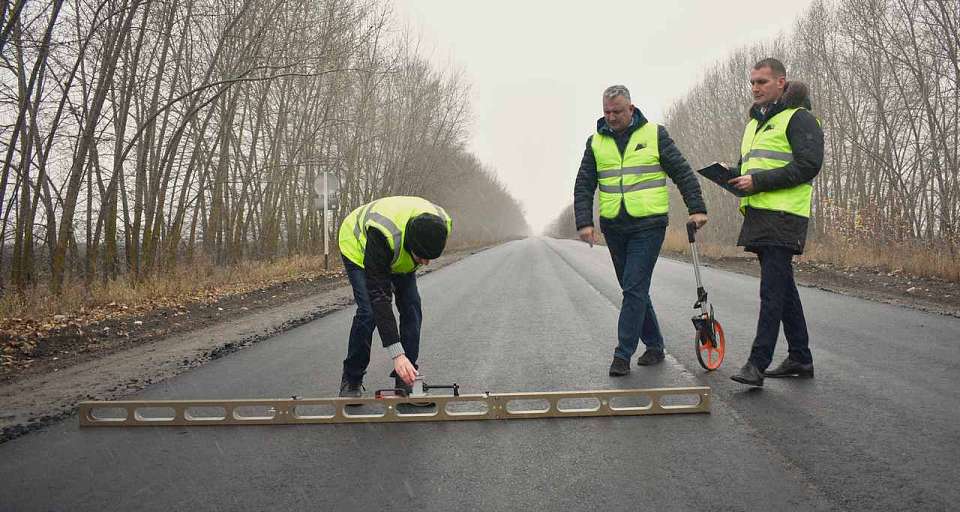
[392,1,816,232]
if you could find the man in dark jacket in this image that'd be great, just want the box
[727,58,824,387]
[574,85,708,376]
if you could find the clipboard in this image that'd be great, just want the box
[696,162,750,197]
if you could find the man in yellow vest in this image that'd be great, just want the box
[574,85,708,376]
[336,196,452,398]
[727,58,823,387]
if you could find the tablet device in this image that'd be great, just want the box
[697,162,750,197]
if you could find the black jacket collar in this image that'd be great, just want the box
[749,81,812,124]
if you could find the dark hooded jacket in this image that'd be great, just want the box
[736,81,824,254]
[574,108,706,234]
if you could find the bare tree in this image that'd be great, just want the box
[660,0,959,261]
[0,0,530,297]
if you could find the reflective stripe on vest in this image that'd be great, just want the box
[738,107,813,218]
[591,122,668,219]
[338,196,453,273]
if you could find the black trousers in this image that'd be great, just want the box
[748,246,812,371]
[341,258,422,384]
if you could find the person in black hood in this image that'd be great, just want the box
[406,214,448,259]
[727,58,824,387]
[336,197,452,399]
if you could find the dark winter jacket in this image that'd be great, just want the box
[574,109,706,234]
[736,81,824,254]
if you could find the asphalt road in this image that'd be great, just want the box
[2,238,958,511]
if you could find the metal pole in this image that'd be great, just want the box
[690,240,703,289]
[323,172,329,269]
[686,223,703,289]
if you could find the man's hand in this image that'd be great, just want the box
[393,354,418,386]
[728,175,755,193]
[578,226,596,247]
[688,213,708,228]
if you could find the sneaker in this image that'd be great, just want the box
[730,362,764,387]
[338,378,363,399]
[609,357,630,376]
[764,358,814,378]
[636,349,665,366]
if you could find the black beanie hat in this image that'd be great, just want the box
[405,213,448,259]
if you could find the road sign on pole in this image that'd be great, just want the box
[314,172,340,269]
[323,173,328,269]
[313,172,339,210]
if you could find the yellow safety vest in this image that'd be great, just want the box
[738,108,813,217]
[591,122,668,219]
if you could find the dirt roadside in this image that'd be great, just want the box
[2,241,957,443]
[0,247,487,443]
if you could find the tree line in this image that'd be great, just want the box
[0,0,529,295]
[549,0,959,266]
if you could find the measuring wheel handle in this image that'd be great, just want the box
[686,221,698,243]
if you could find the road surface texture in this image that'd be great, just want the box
[1,238,957,511]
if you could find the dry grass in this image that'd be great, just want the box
[12,231,950,325]
[802,238,960,281]
[662,228,747,259]
[662,227,960,282]
[0,254,343,322]
[0,238,496,324]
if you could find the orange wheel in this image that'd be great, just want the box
[695,319,725,371]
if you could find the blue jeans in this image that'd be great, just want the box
[748,246,812,371]
[341,258,422,383]
[604,226,666,361]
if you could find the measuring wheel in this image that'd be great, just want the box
[686,222,726,371]
[693,310,725,371]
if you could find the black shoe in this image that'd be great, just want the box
[338,378,364,399]
[636,349,665,366]
[764,358,814,378]
[730,362,764,387]
[609,357,630,376]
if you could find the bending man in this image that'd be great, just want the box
[337,196,452,397]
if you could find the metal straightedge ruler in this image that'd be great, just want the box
[78,386,710,427]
